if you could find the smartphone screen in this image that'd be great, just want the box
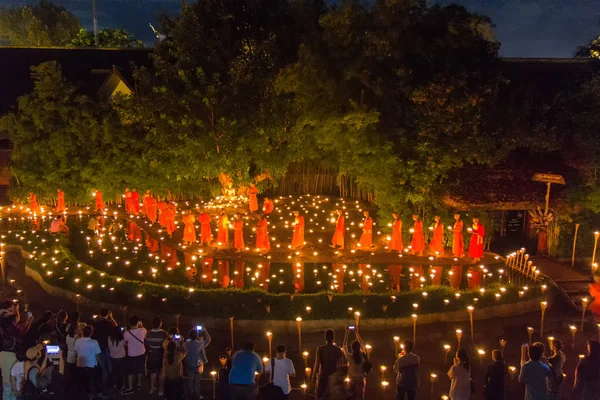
[46,345,60,354]
[348,326,356,330]
[196,325,202,331]
[174,334,181,341]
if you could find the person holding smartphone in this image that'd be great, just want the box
[163,337,187,400]
[184,326,211,400]
[122,316,146,395]
[342,327,367,400]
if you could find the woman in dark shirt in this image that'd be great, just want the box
[484,349,507,400]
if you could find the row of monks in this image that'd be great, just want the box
[29,189,485,259]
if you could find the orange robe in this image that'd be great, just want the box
[56,191,65,213]
[146,197,158,223]
[94,191,104,212]
[468,223,485,258]
[292,216,305,248]
[256,218,270,251]
[29,194,39,213]
[163,206,176,236]
[359,217,373,248]
[452,220,464,257]
[199,213,213,245]
[157,201,168,227]
[131,191,140,214]
[248,187,259,212]
[142,194,149,216]
[411,220,425,253]
[145,233,159,253]
[389,219,403,251]
[182,215,197,243]
[124,191,133,213]
[331,215,345,247]
[263,199,274,214]
[589,282,600,316]
[161,243,178,270]
[429,222,444,255]
[217,215,229,245]
[234,220,244,250]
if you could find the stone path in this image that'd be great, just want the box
[531,255,591,310]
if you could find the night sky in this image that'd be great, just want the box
[0,0,599,57]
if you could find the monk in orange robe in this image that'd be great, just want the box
[330,210,345,249]
[216,211,229,246]
[56,189,65,213]
[262,198,274,215]
[142,190,151,216]
[410,215,425,256]
[589,278,600,317]
[145,233,159,253]
[198,210,213,245]
[388,265,403,291]
[157,200,168,227]
[233,214,245,251]
[28,192,39,213]
[429,215,444,256]
[292,211,305,249]
[182,213,197,244]
[358,211,373,249]
[468,217,485,262]
[124,188,133,213]
[163,204,176,237]
[451,214,465,257]
[247,184,259,213]
[131,188,140,214]
[255,215,270,251]
[146,195,158,224]
[389,212,403,252]
[94,190,104,213]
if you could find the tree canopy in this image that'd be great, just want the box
[0,0,80,46]
[70,28,144,48]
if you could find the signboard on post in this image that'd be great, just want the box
[532,173,565,185]
[532,173,566,215]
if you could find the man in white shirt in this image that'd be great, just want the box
[74,325,103,399]
[122,315,147,395]
[264,345,296,399]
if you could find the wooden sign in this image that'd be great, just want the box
[532,173,565,185]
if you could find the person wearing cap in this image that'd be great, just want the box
[23,342,63,393]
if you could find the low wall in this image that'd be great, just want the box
[12,245,543,334]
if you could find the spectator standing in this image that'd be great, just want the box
[229,342,263,400]
[122,315,146,395]
[146,317,168,395]
[184,327,211,400]
[518,344,551,400]
[264,345,296,400]
[484,349,507,400]
[313,329,343,400]
[92,309,117,396]
[547,339,566,400]
[74,325,103,400]
[218,348,233,400]
[54,310,68,345]
[448,349,471,400]
[342,328,366,400]
[9,352,26,399]
[23,311,54,349]
[0,337,17,400]
[573,340,600,400]
[108,327,126,391]
[394,340,420,400]
[65,323,78,394]
[163,339,187,400]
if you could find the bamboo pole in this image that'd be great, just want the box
[572,223,580,267]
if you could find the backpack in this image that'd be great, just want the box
[259,358,286,400]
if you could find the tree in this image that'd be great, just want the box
[0,62,145,203]
[0,0,80,46]
[70,28,144,48]
[277,2,503,214]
